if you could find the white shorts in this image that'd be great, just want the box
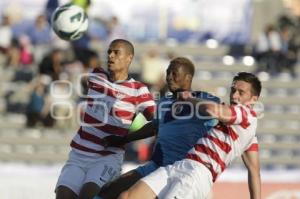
[141,159,213,199]
[55,150,123,195]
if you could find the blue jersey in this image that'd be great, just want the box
[150,91,220,166]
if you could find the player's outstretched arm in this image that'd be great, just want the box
[242,151,261,199]
[125,121,157,142]
[103,122,157,147]
[198,102,234,123]
[179,91,233,123]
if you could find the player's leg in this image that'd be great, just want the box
[118,165,170,199]
[79,182,101,199]
[56,150,97,199]
[164,160,214,199]
[118,180,157,199]
[56,186,78,199]
[99,161,158,199]
[79,153,123,199]
[98,169,143,199]
[55,161,86,199]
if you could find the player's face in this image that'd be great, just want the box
[230,80,258,106]
[166,64,188,92]
[107,43,133,73]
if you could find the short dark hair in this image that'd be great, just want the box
[110,39,134,56]
[170,57,195,77]
[233,72,261,97]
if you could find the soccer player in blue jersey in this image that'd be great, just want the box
[94,58,260,199]
[94,57,260,199]
[119,73,262,199]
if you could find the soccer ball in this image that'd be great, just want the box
[51,4,88,41]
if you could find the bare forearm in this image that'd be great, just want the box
[103,122,157,147]
[180,92,232,122]
[242,151,261,199]
[125,122,157,143]
[182,97,213,117]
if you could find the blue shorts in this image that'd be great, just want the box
[135,161,159,177]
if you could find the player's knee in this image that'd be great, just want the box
[118,191,129,199]
[78,182,101,199]
[56,185,77,199]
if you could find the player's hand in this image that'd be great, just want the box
[102,135,127,148]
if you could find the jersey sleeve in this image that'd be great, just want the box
[245,136,259,152]
[136,85,156,121]
[227,104,256,128]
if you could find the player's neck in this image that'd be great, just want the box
[109,71,129,82]
[175,85,192,92]
[172,86,192,97]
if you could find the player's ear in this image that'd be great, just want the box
[185,74,192,82]
[249,95,258,105]
[127,54,133,64]
[252,95,258,102]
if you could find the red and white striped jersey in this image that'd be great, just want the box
[186,104,258,182]
[71,68,155,157]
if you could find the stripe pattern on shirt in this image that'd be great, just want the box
[186,104,257,182]
[71,69,155,156]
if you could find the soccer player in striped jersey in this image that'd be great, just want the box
[55,39,155,199]
[119,72,261,199]
[94,57,220,199]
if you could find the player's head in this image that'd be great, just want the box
[107,39,134,74]
[230,72,261,106]
[166,57,195,92]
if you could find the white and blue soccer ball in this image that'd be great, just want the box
[51,4,88,41]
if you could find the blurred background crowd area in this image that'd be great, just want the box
[0,0,300,169]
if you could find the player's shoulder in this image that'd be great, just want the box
[193,91,220,103]
[91,67,108,75]
[90,67,109,79]
[122,78,150,90]
[231,103,257,118]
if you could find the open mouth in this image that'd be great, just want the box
[167,83,174,89]
[108,60,114,65]
[167,83,177,92]
[167,81,173,86]
[230,101,238,105]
